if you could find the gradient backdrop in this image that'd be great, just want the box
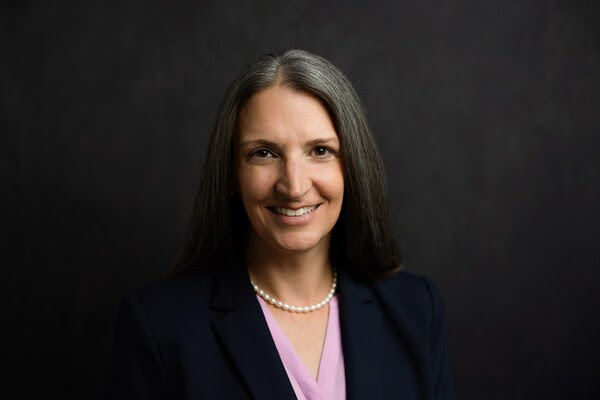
[3,1,599,399]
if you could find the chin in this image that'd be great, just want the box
[271,233,329,254]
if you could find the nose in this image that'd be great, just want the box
[275,156,310,200]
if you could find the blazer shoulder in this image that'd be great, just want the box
[371,271,445,335]
[109,266,223,399]
[124,266,216,324]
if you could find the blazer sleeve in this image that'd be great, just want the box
[423,277,456,400]
[107,292,166,400]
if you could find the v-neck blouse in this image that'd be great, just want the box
[257,294,346,400]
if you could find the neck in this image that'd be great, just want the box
[245,235,334,306]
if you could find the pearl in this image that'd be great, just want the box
[251,268,337,313]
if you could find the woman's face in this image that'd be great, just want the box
[235,85,344,256]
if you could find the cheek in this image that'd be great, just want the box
[317,165,344,200]
[238,167,276,203]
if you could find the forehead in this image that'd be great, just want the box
[236,86,338,144]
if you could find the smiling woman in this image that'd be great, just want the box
[108,50,456,400]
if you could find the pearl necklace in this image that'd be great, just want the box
[251,269,337,313]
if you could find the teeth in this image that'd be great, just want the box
[275,205,317,216]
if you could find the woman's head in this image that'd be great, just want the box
[170,49,402,280]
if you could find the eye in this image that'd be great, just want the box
[312,146,335,157]
[248,148,275,159]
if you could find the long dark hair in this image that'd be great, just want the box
[166,49,402,281]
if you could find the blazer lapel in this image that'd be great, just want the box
[338,271,403,400]
[210,263,296,400]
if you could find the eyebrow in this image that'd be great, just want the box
[238,137,340,148]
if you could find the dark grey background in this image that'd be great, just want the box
[3,0,599,399]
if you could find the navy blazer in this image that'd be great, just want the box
[107,263,455,399]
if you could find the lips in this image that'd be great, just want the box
[268,204,320,217]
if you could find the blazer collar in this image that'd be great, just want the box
[209,262,297,400]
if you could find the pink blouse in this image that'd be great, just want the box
[257,295,346,400]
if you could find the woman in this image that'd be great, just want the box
[108,49,455,400]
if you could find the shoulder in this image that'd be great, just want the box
[375,271,442,306]
[118,266,217,334]
[134,265,213,305]
[370,271,446,337]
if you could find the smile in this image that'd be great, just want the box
[269,205,319,217]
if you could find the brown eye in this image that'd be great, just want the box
[250,148,274,159]
[313,146,334,157]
